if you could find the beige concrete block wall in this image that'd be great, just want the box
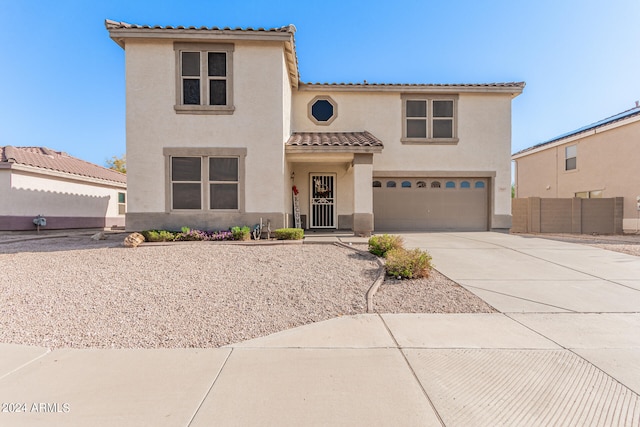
[292,91,514,229]
[514,119,640,232]
[512,197,623,234]
[125,40,289,229]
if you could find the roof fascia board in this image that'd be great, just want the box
[298,83,524,95]
[512,113,640,159]
[10,164,127,189]
[108,28,292,47]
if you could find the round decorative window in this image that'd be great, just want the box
[308,96,337,125]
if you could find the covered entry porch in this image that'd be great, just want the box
[285,132,383,236]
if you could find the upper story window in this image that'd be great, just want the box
[174,43,234,115]
[308,96,337,125]
[401,94,458,144]
[565,145,577,171]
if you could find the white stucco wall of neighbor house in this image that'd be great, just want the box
[291,91,514,228]
[125,39,289,228]
[1,169,125,221]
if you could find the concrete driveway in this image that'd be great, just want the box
[401,231,640,401]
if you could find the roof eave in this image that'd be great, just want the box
[298,82,525,95]
[285,146,383,154]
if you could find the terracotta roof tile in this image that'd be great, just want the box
[105,19,296,34]
[302,82,525,89]
[0,146,126,185]
[287,132,383,148]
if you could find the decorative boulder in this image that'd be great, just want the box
[124,232,145,248]
[91,232,106,241]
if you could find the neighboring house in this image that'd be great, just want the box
[0,146,127,230]
[106,20,524,235]
[512,104,640,233]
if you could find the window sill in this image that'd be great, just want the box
[401,138,459,145]
[174,105,235,115]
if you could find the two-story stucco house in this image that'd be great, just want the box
[512,104,640,233]
[106,20,524,236]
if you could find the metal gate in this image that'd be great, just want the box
[310,174,336,228]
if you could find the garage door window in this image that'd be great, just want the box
[461,181,470,188]
[417,181,426,188]
[386,181,396,188]
[475,181,485,189]
[445,181,456,188]
[372,180,382,188]
[431,181,441,188]
[401,181,412,188]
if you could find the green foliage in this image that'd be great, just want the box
[141,230,176,242]
[274,228,304,240]
[105,154,126,174]
[368,234,404,257]
[384,248,433,279]
[231,226,251,241]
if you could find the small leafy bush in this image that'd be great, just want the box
[141,230,176,242]
[274,228,304,240]
[384,248,433,279]
[231,226,251,241]
[368,234,404,257]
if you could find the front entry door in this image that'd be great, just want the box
[310,174,336,228]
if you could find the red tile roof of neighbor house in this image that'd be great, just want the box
[0,146,127,185]
[287,132,384,148]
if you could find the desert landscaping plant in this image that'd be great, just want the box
[274,228,304,240]
[368,234,404,257]
[384,247,433,279]
[231,226,251,241]
[141,230,176,242]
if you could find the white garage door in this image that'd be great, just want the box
[373,178,489,231]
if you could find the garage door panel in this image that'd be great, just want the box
[374,178,488,231]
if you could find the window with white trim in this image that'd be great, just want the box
[174,43,234,114]
[402,94,458,143]
[565,145,577,171]
[117,192,126,215]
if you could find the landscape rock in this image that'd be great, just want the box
[123,232,145,248]
[91,232,106,241]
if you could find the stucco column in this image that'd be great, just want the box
[352,153,374,236]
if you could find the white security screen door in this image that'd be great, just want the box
[310,174,336,228]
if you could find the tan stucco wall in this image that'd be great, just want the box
[0,168,125,227]
[514,118,640,231]
[125,39,289,219]
[291,91,514,228]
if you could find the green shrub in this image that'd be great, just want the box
[384,247,433,279]
[231,226,251,241]
[274,228,304,240]
[141,230,176,242]
[368,234,404,257]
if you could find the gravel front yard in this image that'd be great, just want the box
[0,235,492,349]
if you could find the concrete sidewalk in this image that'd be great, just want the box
[1,232,639,426]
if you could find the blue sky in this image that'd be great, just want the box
[1,0,639,168]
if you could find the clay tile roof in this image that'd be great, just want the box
[0,146,126,185]
[302,82,525,88]
[104,19,296,34]
[287,131,383,148]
